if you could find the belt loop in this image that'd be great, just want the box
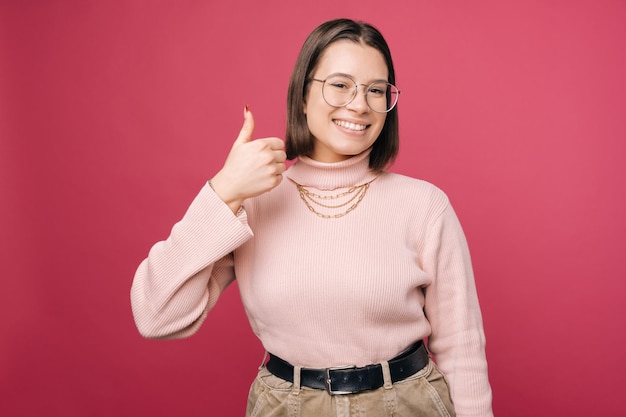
[291,365,302,395]
[288,366,302,417]
[380,360,393,390]
[258,351,268,370]
[335,396,350,417]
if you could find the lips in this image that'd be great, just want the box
[333,119,368,131]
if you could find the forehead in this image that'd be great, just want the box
[313,40,388,81]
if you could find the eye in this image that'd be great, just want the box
[326,75,355,92]
[368,84,388,96]
[330,82,351,90]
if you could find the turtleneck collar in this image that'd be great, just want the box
[285,148,379,190]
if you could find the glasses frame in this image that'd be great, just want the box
[310,74,401,113]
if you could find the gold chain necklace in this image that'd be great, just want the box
[288,177,377,218]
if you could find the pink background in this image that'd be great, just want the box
[2,1,625,416]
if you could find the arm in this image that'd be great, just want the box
[130,183,252,339]
[130,107,286,339]
[422,203,493,417]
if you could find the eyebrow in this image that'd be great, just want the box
[325,72,389,84]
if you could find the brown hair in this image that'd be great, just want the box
[285,19,399,172]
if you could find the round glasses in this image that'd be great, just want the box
[310,74,400,113]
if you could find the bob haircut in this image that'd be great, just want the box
[286,19,399,172]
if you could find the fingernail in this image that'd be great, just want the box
[244,104,250,116]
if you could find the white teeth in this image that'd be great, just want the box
[334,120,367,131]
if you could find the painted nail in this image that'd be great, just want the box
[244,104,250,116]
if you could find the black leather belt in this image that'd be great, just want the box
[265,341,429,395]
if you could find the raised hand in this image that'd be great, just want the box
[210,106,287,213]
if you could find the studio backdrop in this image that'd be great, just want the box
[1,1,625,416]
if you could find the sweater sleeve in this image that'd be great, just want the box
[130,182,253,339]
[422,202,493,417]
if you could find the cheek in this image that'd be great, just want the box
[372,116,387,136]
[305,112,323,138]
[304,103,328,131]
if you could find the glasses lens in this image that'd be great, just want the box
[322,75,357,107]
[367,82,399,113]
[320,76,399,113]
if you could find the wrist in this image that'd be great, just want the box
[208,176,244,214]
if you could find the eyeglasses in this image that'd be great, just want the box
[310,73,400,113]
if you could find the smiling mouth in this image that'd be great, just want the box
[333,120,369,131]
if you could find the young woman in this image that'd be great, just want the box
[131,18,493,417]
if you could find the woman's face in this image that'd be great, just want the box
[304,40,388,163]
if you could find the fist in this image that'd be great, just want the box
[210,106,287,213]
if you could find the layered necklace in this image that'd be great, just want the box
[289,177,377,219]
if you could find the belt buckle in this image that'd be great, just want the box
[325,365,356,395]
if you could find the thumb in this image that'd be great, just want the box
[234,105,255,145]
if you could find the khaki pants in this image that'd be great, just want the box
[246,360,455,417]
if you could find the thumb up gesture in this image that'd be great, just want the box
[210,106,287,213]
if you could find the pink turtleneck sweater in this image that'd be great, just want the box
[131,150,493,417]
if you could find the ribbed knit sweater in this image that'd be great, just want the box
[131,149,493,417]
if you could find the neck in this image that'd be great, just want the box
[285,149,378,190]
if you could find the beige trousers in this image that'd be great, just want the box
[246,359,455,417]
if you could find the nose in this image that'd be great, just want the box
[345,84,369,113]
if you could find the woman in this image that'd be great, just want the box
[131,18,493,417]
